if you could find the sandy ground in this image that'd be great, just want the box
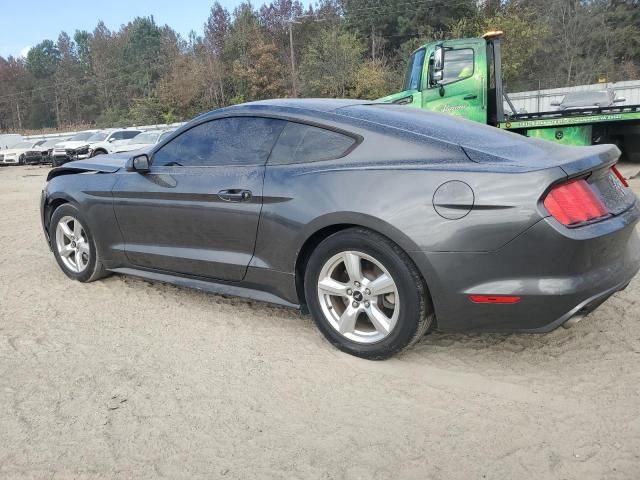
[0,164,639,480]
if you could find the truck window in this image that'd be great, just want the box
[403,49,426,91]
[442,49,474,84]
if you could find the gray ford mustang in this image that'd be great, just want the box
[41,99,640,359]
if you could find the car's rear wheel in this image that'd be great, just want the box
[304,228,433,359]
[50,204,107,282]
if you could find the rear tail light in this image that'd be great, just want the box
[543,178,608,226]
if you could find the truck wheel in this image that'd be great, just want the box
[623,135,640,163]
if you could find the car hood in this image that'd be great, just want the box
[115,142,153,153]
[47,153,131,181]
[55,141,89,150]
[1,147,29,156]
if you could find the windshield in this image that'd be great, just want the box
[130,132,161,144]
[13,141,33,149]
[403,48,426,91]
[87,132,109,142]
[69,132,95,142]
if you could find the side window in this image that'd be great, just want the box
[442,49,474,84]
[111,132,125,140]
[268,122,356,165]
[122,131,140,139]
[153,117,286,167]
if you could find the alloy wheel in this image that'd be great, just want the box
[317,250,400,344]
[55,216,90,273]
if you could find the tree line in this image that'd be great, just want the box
[0,0,638,132]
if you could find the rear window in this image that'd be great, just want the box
[268,122,356,165]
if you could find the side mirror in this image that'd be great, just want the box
[126,154,150,173]
[614,97,626,103]
[107,137,116,143]
[430,45,444,86]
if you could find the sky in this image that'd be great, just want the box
[0,0,255,59]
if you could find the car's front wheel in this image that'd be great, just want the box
[304,228,434,359]
[49,204,107,282]
[18,154,25,165]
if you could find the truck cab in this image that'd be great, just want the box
[380,36,492,125]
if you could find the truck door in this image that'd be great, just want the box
[421,39,487,124]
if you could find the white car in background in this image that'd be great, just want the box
[114,129,175,153]
[88,128,143,157]
[0,139,46,166]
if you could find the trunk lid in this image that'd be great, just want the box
[587,166,636,216]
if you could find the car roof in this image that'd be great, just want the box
[213,98,374,117]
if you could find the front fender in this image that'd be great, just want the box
[43,172,125,264]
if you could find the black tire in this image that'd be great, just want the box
[49,203,108,282]
[92,150,106,156]
[304,228,434,360]
[18,154,25,166]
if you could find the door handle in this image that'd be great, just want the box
[218,189,252,202]
[463,94,478,100]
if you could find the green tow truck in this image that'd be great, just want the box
[380,31,640,162]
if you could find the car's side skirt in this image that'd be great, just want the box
[108,267,301,309]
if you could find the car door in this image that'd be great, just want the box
[421,39,487,124]
[111,116,286,281]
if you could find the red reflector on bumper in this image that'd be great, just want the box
[469,295,521,304]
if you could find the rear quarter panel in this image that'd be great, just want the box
[255,153,564,316]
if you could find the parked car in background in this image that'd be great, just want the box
[39,137,71,165]
[52,130,100,167]
[0,134,24,149]
[0,139,46,166]
[24,140,48,165]
[114,129,175,153]
[550,89,626,111]
[88,128,143,157]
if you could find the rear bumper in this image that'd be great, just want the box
[421,201,640,332]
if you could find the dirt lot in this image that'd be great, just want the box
[1,164,639,479]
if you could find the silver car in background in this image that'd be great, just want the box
[114,129,175,153]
